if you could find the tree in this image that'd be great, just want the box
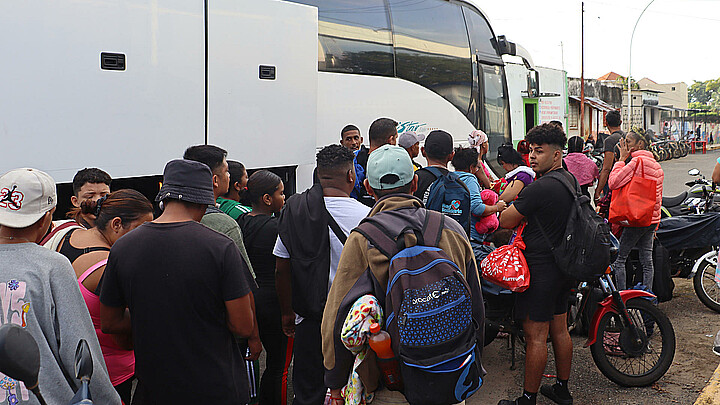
[689,80,712,104]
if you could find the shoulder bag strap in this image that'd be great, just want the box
[40,221,78,246]
[326,209,348,245]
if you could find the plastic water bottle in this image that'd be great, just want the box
[368,322,404,391]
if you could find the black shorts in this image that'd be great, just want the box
[515,261,573,322]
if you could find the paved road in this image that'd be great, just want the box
[659,148,720,196]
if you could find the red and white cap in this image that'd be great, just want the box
[0,168,57,228]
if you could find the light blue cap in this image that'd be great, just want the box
[366,145,414,190]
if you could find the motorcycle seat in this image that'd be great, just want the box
[662,191,688,208]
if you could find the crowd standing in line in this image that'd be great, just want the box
[496,144,534,202]
[217,160,252,220]
[99,159,256,404]
[276,144,371,405]
[41,167,112,250]
[451,146,507,264]
[57,189,153,403]
[0,168,121,404]
[595,109,624,208]
[351,118,398,207]
[0,112,672,405]
[608,131,664,290]
[497,124,577,405]
[323,144,485,405]
[397,131,425,171]
[564,136,599,198]
[238,170,289,404]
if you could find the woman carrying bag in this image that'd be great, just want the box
[608,131,664,290]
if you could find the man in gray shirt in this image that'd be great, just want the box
[0,168,119,404]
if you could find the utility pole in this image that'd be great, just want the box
[580,2,585,139]
[628,0,657,132]
[560,41,565,71]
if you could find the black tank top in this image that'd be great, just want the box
[57,228,110,264]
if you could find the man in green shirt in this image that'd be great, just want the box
[217,160,253,220]
[183,145,261,353]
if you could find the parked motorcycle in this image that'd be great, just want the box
[688,249,720,313]
[486,266,676,386]
[661,168,720,218]
[0,323,94,405]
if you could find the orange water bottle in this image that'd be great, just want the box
[368,322,404,391]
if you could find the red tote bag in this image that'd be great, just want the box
[609,158,657,227]
[480,223,530,292]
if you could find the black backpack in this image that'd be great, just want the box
[535,171,612,281]
[354,210,483,404]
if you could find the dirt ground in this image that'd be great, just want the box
[470,277,720,405]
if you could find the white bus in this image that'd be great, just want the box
[1,0,533,215]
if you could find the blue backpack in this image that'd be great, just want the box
[422,167,471,236]
[354,210,483,404]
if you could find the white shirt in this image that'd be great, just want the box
[273,197,371,324]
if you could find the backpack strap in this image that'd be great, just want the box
[354,218,399,259]
[421,210,445,248]
[543,170,581,198]
[531,170,579,251]
[354,210,444,259]
[423,166,443,180]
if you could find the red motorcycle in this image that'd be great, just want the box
[568,266,676,387]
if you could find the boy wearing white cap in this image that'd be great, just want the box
[0,168,120,404]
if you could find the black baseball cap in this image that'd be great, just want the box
[424,130,454,158]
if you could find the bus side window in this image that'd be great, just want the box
[388,0,472,117]
[287,0,394,76]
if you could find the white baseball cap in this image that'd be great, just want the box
[0,168,57,228]
[398,131,425,149]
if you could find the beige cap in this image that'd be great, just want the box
[0,168,57,228]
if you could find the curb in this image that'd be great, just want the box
[696,362,720,404]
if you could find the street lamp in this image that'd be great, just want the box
[627,0,657,131]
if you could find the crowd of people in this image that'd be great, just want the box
[0,112,666,405]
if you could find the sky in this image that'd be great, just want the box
[478,0,720,86]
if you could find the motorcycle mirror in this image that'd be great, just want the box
[0,324,41,389]
[688,168,701,176]
[74,339,93,380]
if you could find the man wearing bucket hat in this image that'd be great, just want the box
[99,159,255,405]
[321,145,485,404]
[0,168,120,404]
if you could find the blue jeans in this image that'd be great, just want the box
[611,225,655,290]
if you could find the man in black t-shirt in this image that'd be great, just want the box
[100,160,255,405]
[413,130,455,201]
[498,124,574,405]
[595,110,624,204]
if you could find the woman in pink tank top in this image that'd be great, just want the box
[57,189,153,404]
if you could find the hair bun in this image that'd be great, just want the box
[80,199,98,215]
